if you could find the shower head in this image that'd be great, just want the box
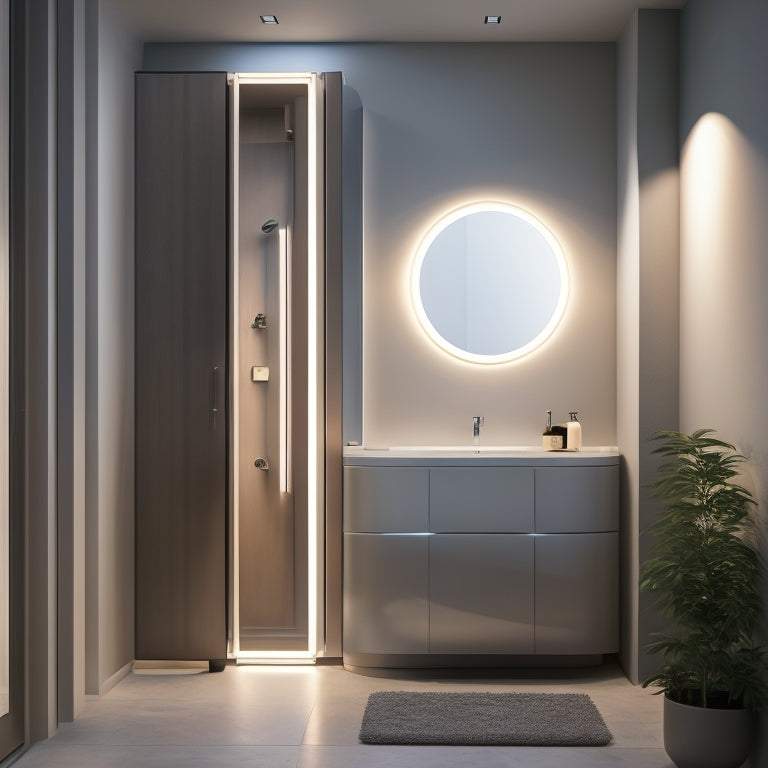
[261,218,279,234]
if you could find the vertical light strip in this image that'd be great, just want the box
[0,0,9,715]
[306,73,319,660]
[233,72,319,662]
[285,225,293,494]
[230,74,241,658]
[278,226,288,494]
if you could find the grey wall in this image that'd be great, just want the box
[144,42,618,450]
[58,0,88,723]
[24,0,59,741]
[616,10,679,684]
[86,0,142,695]
[679,0,768,758]
[616,10,640,685]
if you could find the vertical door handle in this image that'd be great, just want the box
[212,366,220,428]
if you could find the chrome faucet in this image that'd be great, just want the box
[472,416,485,452]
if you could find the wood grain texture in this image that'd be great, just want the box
[135,72,227,660]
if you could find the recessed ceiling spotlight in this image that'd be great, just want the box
[484,15,501,24]
[260,14,279,24]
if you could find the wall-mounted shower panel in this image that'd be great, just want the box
[236,105,301,650]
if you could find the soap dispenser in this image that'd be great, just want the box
[566,412,582,452]
[542,410,564,451]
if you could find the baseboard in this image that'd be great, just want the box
[86,660,133,699]
[132,659,209,670]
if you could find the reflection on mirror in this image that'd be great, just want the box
[411,202,569,364]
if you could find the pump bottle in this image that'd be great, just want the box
[566,412,582,452]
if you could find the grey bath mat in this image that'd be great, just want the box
[359,691,613,746]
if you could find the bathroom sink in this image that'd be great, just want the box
[388,445,534,453]
[343,445,619,463]
[382,445,620,456]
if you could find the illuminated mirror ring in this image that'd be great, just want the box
[411,201,569,364]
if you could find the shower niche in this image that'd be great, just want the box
[232,76,312,659]
[135,71,341,666]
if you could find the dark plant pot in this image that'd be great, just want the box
[664,695,753,768]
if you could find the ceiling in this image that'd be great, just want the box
[106,0,688,44]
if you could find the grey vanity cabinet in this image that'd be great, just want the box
[343,458,620,666]
[427,467,535,653]
[429,534,534,654]
[534,466,619,533]
[342,466,428,532]
[343,533,429,654]
[342,467,430,655]
[535,532,618,654]
[429,467,534,531]
[533,465,620,654]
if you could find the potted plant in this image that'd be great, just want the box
[640,429,767,768]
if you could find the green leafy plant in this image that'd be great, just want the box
[640,429,767,710]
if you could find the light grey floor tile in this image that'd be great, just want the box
[297,745,675,768]
[107,666,318,707]
[48,698,312,746]
[15,744,299,768]
[10,660,674,768]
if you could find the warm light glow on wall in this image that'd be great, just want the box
[680,110,767,402]
[682,112,741,257]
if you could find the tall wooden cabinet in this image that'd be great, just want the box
[135,72,228,662]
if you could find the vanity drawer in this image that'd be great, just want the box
[429,467,534,532]
[343,466,429,532]
[534,465,619,532]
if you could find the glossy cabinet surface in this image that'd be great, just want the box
[343,533,429,654]
[430,467,534,532]
[343,456,619,667]
[430,534,534,654]
[343,466,428,532]
[535,532,619,654]
[534,465,619,532]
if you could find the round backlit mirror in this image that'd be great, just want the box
[411,202,569,364]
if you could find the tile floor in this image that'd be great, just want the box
[11,659,674,767]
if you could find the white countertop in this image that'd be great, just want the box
[343,445,620,466]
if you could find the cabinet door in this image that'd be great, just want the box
[343,533,429,654]
[535,465,619,532]
[430,467,534,532]
[135,73,228,660]
[535,533,618,654]
[343,466,429,532]
[429,534,534,654]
